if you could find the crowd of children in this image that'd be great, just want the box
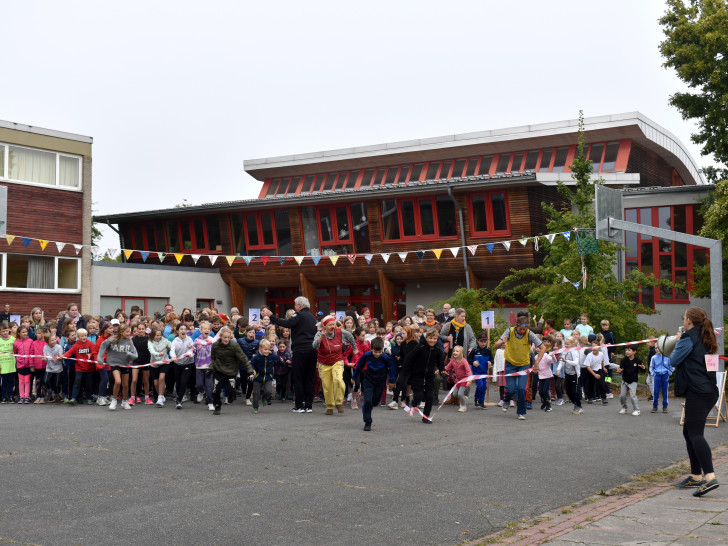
[0,303,675,426]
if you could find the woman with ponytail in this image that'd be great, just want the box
[670,307,720,497]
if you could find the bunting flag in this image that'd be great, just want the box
[502,241,511,251]
[22,237,32,247]
[157,252,166,262]
[123,249,134,260]
[140,251,150,262]
[107,248,118,259]
[55,242,65,253]
[74,244,83,255]
[573,281,580,289]
[39,240,49,250]
[347,254,356,264]
[260,256,270,266]
[562,276,570,283]
[329,255,339,266]
[431,249,442,260]
[519,238,528,247]
[278,256,287,266]
[398,252,408,262]
[191,254,201,264]
[208,255,218,266]
[485,243,495,254]
[226,256,236,266]
[468,245,478,256]
[312,255,321,266]
[381,253,391,263]
[562,230,571,241]
[449,247,459,258]
[546,233,556,244]
[364,254,374,264]
[534,237,539,251]
[243,256,252,266]
[294,256,305,266]
[174,253,184,264]
[416,251,424,260]
[5,235,14,245]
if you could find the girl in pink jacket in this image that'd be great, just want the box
[13,326,34,404]
[445,345,473,412]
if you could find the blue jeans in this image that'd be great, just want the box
[504,361,530,415]
[653,373,669,408]
[474,378,487,404]
[0,373,15,399]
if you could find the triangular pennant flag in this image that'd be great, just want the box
[260,256,270,266]
[5,235,14,245]
[278,256,287,266]
[546,233,556,243]
[398,252,408,262]
[502,241,511,251]
[174,253,184,264]
[519,238,528,247]
[573,281,580,289]
[381,253,391,263]
[468,245,477,256]
[294,256,304,266]
[191,254,201,264]
[74,244,83,255]
[140,251,150,262]
[450,247,459,258]
[39,240,49,251]
[226,256,236,266]
[416,251,424,260]
[534,237,539,251]
[22,237,32,247]
[432,249,443,260]
[55,242,65,253]
[123,249,134,260]
[329,255,339,266]
[157,252,166,262]
[562,276,569,283]
[364,254,374,264]
[485,243,495,254]
[243,256,252,266]
[312,255,321,266]
[347,254,356,264]
[562,230,571,241]
[107,248,118,259]
[208,255,218,266]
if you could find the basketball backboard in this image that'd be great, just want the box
[595,185,623,243]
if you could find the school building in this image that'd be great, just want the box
[94,112,719,331]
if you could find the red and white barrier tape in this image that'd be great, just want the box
[0,350,194,368]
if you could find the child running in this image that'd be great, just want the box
[148,326,172,407]
[617,344,644,416]
[444,346,473,412]
[353,337,396,431]
[97,325,139,410]
[249,339,281,413]
[210,327,255,415]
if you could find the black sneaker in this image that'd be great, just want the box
[213,408,221,416]
[651,407,658,413]
[674,476,703,488]
[363,422,371,431]
[693,478,719,497]
[663,407,668,413]
[421,417,432,424]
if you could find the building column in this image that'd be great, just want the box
[377,269,394,324]
[81,155,92,314]
[299,273,316,305]
[227,276,246,312]
[468,267,482,291]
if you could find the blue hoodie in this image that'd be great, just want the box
[353,351,397,383]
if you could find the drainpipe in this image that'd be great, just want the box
[446,186,470,290]
[105,221,126,263]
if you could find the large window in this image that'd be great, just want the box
[380,196,457,241]
[229,211,292,256]
[301,203,370,255]
[0,143,82,189]
[162,216,222,253]
[469,191,510,236]
[2,253,80,291]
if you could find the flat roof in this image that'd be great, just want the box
[244,112,704,186]
[0,119,93,144]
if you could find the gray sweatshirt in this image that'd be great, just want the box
[98,338,138,367]
[170,336,194,366]
[43,344,64,373]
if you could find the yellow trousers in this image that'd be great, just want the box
[318,361,345,409]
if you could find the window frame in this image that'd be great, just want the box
[0,142,83,191]
[244,211,278,253]
[467,190,511,237]
[315,205,355,252]
[159,216,223,254]
[1,252,81,293]
[379,196,459,243]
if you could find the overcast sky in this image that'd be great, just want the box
[2,0,711,251]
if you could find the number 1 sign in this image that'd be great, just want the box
[481,311,494,330]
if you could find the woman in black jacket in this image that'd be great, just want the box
[671,307,720,497]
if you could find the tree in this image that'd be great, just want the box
[659,0,728,179]
[433,287,510,337]
[690,179,728,302]
[495,112,670,344]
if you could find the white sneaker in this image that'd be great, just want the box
[497,400,504,407]
[418,402,425,409]
[208,403,215,411]
[176,402,182,410]
[97,396,108,406]
[387,401,398,410]
[108,398,117,410]
[386,390,393,396]
[245,399,252,406]
[509,400,515,407]
[197,393,204,403]
[517,414,526,420]
[632,410,640,416]
[122,400,132,410]
[458,405,467,412]
[619,408,627,414]
[156,395,165,407]
[606,393,614,399]
[181,394,189,403]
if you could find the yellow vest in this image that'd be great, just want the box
[504,327,530,366]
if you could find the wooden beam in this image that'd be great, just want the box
[299,273,316,305]
[377,269,395,324]
[468,267,482,290]
[228,277,247,312]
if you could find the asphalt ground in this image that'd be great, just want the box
[0,394,720,546]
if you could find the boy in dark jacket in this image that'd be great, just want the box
[354,337,396,431]
[237,325,260,404]
[403,328,446,423]
[468,332,492,409]
[210,328,254,415]
[249,339,281,413]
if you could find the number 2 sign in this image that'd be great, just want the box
[249,308,260,326]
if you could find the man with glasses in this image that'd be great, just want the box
[492,310,545,420]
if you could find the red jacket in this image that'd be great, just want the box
[64,340,97,373]
[94,334,112,370]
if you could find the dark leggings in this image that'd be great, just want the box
[174,364,192,404]
[683,390,719,475]
[564,373,582,408]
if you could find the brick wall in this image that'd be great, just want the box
[627,144,674,188]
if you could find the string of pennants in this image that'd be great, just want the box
[2,229,576,267]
